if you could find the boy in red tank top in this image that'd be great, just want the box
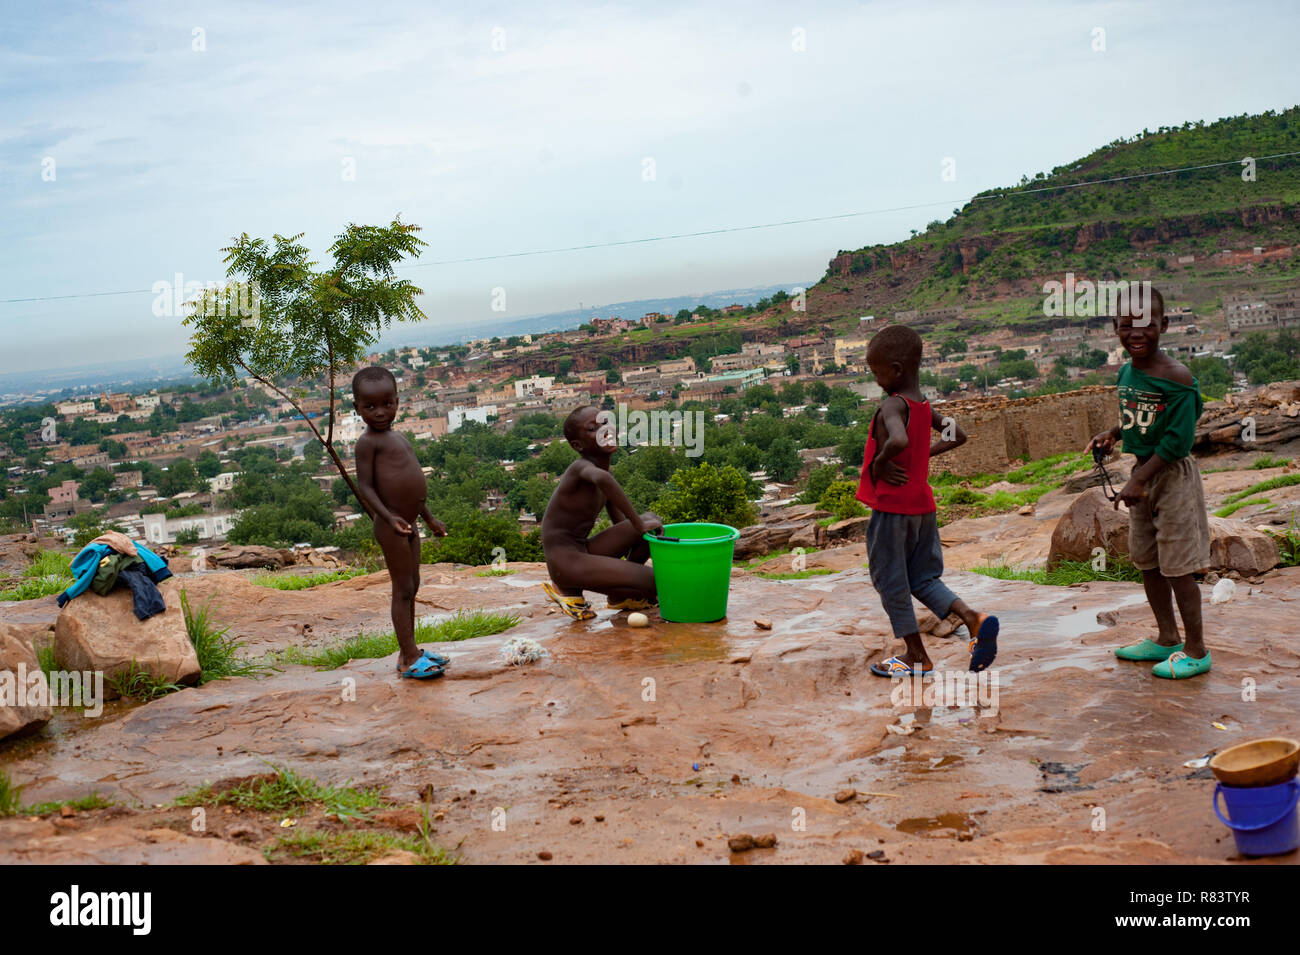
[857,326,999,676]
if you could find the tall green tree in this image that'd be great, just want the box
[182,217,427,513]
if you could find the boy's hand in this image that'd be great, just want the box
[641,513,664,534]
[424,516,447,537]
[389,515,413,536]
[1088,430,1118,456]
[870,458,909,486]
[1114,476,1146,510]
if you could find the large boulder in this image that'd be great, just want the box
[204,545,297,570]
[1207,517,1280,577]
[823,515,871,544]
[1048,487,1280,574]
[734,520,823,560]
[53,578,200,700]
[0,623,52,740]
[1195,381,1300,452]
[1047,487,1130,568]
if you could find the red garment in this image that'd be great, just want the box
[855,395,936,514]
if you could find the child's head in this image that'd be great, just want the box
[352,366,398,429]
[563,405,616,455]
[1111,283,1167,360]
[866,325,923,391]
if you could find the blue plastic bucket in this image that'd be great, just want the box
[1213,779,1300,857]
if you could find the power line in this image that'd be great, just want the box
[4,149,1298,306]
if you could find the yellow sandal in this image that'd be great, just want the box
[543,581,597,620]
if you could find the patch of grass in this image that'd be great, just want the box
[35,640,59,680]
[1251,456,1291,470]
[108,661,183,702]
[279,609,522,670]
[737,547,821,570]
[971,555,1143,586]
[0,549,74,602]
[0,770,112,818]
[475,568,515,577]
[278,631,399,670]
[0,770,20,817]
[24,792,115,816]
[267,829,455,865]
[250,568,367,590]
[1220,473,1300,507]
[175,763,386,821]
[1214,496,1270,518]
[755,567,837,581]
[181,589,274,684]
[26,549,72,578]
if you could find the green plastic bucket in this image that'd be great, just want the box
[644,523,740,623]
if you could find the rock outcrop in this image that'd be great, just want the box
[734,520,824,560]
[0,623,52,740]
[53,578,201,699]
[1048,487,1280,574]
[1195,381,1300,452]
[202,545,298,570]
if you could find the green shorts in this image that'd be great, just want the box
[1128,455,1211,577]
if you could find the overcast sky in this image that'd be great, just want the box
[2,0,1298,374]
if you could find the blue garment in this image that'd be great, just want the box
[866,510,957,640]
[117,562,168,620]
[57,541,172,609]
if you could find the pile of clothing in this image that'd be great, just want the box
[56,532,174,621]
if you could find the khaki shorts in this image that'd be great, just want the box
[1128,455,1211,577]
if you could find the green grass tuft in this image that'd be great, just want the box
[108,661,183,702]
[0,549,74,602]
[1251,456,1291,470]
[970,555,1143,586]
[278,609,522,670]
[267,829,455,865]
[1213,496,1270,518]
[475,568,515,577]
[250,568,367,590]
[181,588,274,684]
[175,763,386,821]
[0,769,113,817]
[1220,473,1300,507]
[755,568,837,581]
[0,770,20,817]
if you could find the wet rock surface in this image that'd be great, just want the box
[2,558,1297,864]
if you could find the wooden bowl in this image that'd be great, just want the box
[1210,738,1300,788]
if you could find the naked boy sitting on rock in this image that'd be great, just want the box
[541,406,662,619]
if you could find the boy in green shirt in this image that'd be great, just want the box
[1088,285,1212,679]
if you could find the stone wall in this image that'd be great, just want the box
[931,386,1117,476]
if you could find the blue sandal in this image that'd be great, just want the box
[968,616,999,673]
[870,655,934,677]
[399,657,445,680]
[421,649,451,667]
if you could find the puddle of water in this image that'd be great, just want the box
[1051,592,1147,637]
[500,577,543,589]
[896,812,976,835]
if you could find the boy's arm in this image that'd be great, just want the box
[577,461,652,533]
[355,437,410,535]
[869,398,910,485]
[929,407,966,457]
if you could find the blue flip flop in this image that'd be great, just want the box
[870,655,934,677]
[968,616,999,672]
[399,656,445,680]
[421,649,451,667]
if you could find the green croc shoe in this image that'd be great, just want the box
[1115,638,1183,662]
[1152,650,1212,680]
